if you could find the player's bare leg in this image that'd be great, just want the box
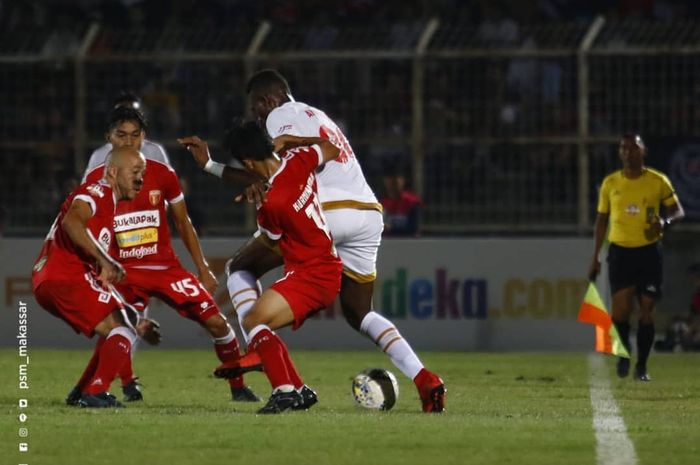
[612,287,635,377]
[341,275,446,413]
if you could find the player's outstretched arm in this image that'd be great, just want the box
[169,199,218,294]
[272,135,340,163]
[177,135,262,186]
[62,199,125,284]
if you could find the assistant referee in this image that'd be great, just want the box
[588,134,684,381]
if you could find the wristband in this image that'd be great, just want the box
[204,159,225,178]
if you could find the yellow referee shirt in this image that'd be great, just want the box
[597,168,679,248]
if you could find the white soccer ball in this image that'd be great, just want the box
[351,368,399,411]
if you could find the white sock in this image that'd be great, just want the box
[211,324,236,345]
[227,271,261,340]
[107,326,137,346]
[359,311,424,380]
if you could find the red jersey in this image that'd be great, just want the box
[32,181,117,289]
[85,159,183,268]
[255,145,340,270]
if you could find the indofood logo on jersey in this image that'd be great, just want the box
[119,244,158,259]
[113,210,160,232]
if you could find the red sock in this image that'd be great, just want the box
[279,338,303,389]
[214,338,245,389]
[76,337,104,390]
[249,327,293,390]
[118,355,136,387]
[85,332,132,395]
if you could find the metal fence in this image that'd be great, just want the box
[1,17,699,236]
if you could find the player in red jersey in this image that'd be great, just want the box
[182,121,342,413]
[32,147,146,407]
[69,107,262,404]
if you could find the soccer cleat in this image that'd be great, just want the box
[414,369,446,413]
[122,378,144,402]
[78,392,124,408]
[65,386,82,406]
[231,385,262,402]
[214,352,263,379]
[616,357,631,378]
[634,365,651,382]
[257,390,303,414]
[292,385,318,411]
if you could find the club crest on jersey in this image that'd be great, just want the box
[149,190,162,206]
[625,204,640,215]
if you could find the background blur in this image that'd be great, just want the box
[2,0,700,237]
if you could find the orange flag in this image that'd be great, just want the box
[578,282,630,358]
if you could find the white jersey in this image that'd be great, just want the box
[82,139,170,182]
[266,101,379,210]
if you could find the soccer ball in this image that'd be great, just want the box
[351,368,399,411]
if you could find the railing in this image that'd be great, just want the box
[1,17,699,236]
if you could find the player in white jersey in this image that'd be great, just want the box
[83,93,170,181]
[222,70,445,412]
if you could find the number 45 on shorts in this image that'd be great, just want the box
[170,278,202,297]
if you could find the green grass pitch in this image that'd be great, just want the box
[1,349,699,465]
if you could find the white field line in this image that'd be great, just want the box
[588,354,638,465]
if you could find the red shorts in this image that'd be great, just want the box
[33,272,121,337]
[116,266,220,324]
[271,261,342,330]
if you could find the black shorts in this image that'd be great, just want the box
[607,242,663,299]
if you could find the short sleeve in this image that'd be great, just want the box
[143,141,171,166]
[283,145,323,173]
[160,164,184,204]
[659,174,679,207]
[597,177,611,214]
[256,207,283,241]
[266,107,303,138]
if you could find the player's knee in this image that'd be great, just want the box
[203,313,230,338]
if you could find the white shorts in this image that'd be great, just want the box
[323,209,383,282]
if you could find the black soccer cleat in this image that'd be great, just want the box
[231,385,261,402]
[616,357,630,378]
[292,385,318,411]
[634,365,651,382]
[78,392,124,408]
[257,390,302,414]
[122,378,144,402]
[65,386,82,406]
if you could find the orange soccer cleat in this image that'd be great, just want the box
[214,351,264,379]
[414,368,446,413]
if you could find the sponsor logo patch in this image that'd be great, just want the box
[113,210,160,232]
[119,244,158,259]
[116,227,158,248]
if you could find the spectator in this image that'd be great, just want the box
[380,160,423,237]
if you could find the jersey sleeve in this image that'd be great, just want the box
[597,177,611,214]
[266,107,303,138]
[73,183,111,217]
[144,141,171,166]
[255,206,283,241]
[283,145,323,174]
[161,164,184,204]
[659,174,680,206]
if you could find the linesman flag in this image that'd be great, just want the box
[577,282,630,358]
